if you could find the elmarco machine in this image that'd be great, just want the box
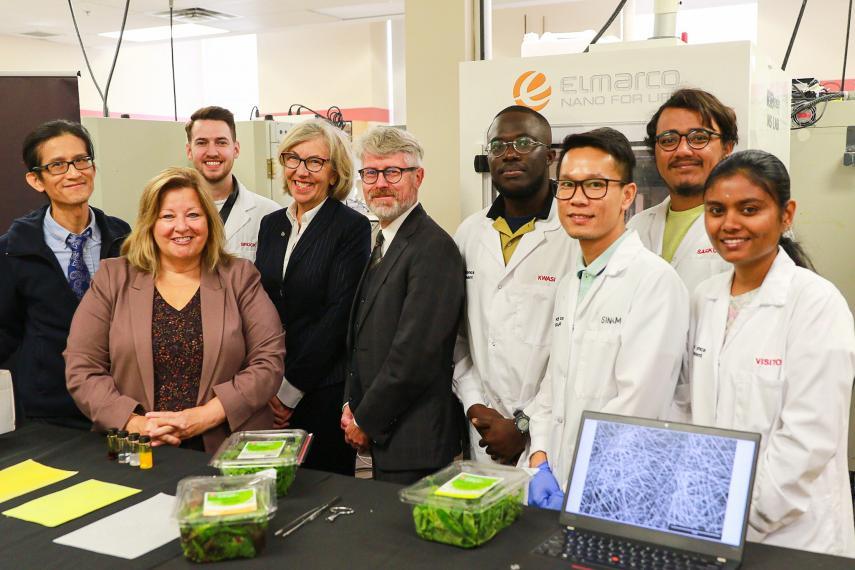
[458,40,791,218]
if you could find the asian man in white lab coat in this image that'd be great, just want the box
[526,128,689,508]
[628,89,735,294]
[185,106,280,262]
[453,106,576,466]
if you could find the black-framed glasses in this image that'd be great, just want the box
[554,178,628,201]
[485,136,547,158]
[31,156,94,176]
[280,152,329,172]
[358,166,418,184]
[654,128,721,151]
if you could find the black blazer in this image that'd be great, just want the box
[256,199,370,394]
[345,204,465,472]
[0,205,130,422]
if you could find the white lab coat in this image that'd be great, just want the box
[453,201,577,464]
[684,249,855,557]
[528,231,689,487]
[223,180,281,262]
[627,197,730,294]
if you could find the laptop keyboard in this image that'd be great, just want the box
[532,528,727,570]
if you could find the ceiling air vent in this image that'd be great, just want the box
[153,8,238,23]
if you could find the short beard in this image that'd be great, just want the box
[673,182,704,198]
[200,170,230,185]
[494,180,541,201]
[368,194,417,223]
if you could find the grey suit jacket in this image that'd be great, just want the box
[345,204,465,471]
[64,257,285,452]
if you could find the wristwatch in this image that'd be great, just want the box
[513,409,530,435]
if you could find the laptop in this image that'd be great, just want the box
[532,411,760,570]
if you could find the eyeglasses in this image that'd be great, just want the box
[280,152,329,172]
[31,156,94,176]
[554,178,628,201]
[654,128,721,151]
[485,136,547,158]
[358,166,418,184]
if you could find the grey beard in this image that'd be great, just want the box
[673,182,704,198]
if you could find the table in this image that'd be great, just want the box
[1,423,852,569]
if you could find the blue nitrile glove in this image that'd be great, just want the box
[528,461,565,511]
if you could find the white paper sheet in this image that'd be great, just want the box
[53,493,179,559]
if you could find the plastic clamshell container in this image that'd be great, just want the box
[399,460,531,548]
[209,429,312,497]
[174,472,277,563]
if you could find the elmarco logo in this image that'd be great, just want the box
[513,71,552,111]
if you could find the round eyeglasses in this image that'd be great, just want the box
[485,136,547,158]
[654,128,721,151]
[554,178,628,201]
[280,152,329,172]
[358,166,418,184]
[31,157,94,176]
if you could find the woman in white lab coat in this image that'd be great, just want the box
[686,149,855,557]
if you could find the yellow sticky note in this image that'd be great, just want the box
[3,479,141,527]
[0,459,78,504]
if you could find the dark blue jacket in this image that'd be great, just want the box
[255,199,370,394]
[0,205,130,422]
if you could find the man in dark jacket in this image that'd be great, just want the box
[0,120,130,428]
[342,126,465,484]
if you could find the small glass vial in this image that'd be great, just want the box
[106,428,118,460]
[117,430,130,464]
[139,436,153,470]
[128,433,140,467]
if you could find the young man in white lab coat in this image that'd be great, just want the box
[453,106,576,465]
[628,89,735,294]
[185,106,280,262]
[527,128,689,508]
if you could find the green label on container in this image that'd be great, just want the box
[237,440,286,460]
[434,472,503,500]
[203,488,258,516]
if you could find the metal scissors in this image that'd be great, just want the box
[325,506,355,522]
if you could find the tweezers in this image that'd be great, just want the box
[274,496,341,537]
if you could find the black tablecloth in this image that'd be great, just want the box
[1,423,852,569]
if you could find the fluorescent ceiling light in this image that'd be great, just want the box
[99,23,228,42]
[313,2,403,20]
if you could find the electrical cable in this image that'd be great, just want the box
[67,0,105,104]
[101,0,131,117]
[169,0,177,122]
[782,0,808,71]
[842,0,853,94]
[287,103,347,131]
[584,0,628,53]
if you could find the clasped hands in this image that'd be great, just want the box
[125,398,226,447]
[467,404,526,464]
[340,403,370,452]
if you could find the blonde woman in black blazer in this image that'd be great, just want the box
[255,120,370,475]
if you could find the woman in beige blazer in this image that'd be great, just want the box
[65,167,284,452]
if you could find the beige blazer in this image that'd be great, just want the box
[65,257,285,452]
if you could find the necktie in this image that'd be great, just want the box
[66,228,93,300]
[369,231,385,270]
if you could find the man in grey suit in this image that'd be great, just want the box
[341,126,465,484]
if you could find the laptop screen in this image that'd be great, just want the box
[564,415,758,549]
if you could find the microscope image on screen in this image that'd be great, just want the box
[578,422,737,540]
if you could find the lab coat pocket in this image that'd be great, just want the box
[514,284,555,347]
[574,329,620,399]
[737,371,784,433]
